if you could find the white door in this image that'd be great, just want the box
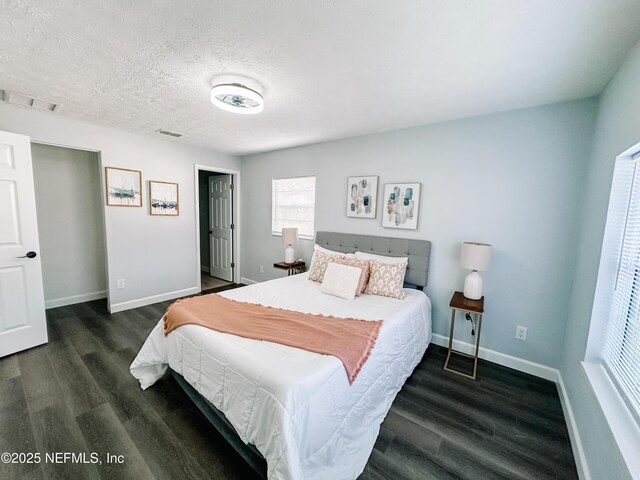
[0,131,47,357]
[209,174,233,282]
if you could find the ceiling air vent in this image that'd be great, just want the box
[1,90,58,111]
[155,129,183,138]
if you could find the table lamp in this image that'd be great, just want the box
[282,227,298,264]
[460,242,492,300]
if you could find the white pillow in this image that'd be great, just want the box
[310,244,355,271]
[355,251,408,264]
[320,263,362,300]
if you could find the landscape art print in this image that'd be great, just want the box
[382,183,421,229]
[346,176,378,218]
[149,180,179,216]
[105,167,142,207]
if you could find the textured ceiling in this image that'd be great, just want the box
[1,0,639,155]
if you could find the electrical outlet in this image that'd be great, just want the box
[117,279,125,289]
[259,265,264,274]
[515,325,527,341]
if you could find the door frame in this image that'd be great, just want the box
[194,164,240,291]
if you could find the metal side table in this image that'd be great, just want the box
[443,291,485,380]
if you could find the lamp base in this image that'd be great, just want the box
[463,270,483,300]
[284,245,295,264]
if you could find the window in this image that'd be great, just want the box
[272,176,315,239]
[601,152,640,422]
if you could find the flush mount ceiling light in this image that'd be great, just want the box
[210,82,264,115]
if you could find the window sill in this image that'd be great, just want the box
[271,232,314,241]
[582,361,640,478]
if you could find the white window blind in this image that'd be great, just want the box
[272,176,315,238]
[603,153,640,422]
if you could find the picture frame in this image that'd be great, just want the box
[382,182,421,230]
[346,176,378,218]
[105,167,142,207]
[149,180,179,216]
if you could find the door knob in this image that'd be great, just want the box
[18,251,37,259]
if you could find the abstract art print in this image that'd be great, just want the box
[346,176,378,218]
[105,167,142,207]
[149,180,179,216]
[382,183,421,229]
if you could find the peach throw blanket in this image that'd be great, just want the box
[164,293,383,384]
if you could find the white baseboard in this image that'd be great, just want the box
[45,290,107,309]
[430,333,558,381]
[109,286,199,313]
[201,266,210,273]
[430,333,589,479]
[556,372,591,480]
[240,277,258,285]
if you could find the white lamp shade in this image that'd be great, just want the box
[460,242,492,271]
[282,227,298,246]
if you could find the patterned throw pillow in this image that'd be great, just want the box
[364,260,408,300]
[308,251,344,282]
[320,263,362,300]
[332,257,370,296]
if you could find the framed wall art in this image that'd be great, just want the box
[346,176,378,219]
[149,180,179,216]
[382,182,421,229]
[105,167,142,207]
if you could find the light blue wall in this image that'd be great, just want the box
[560,39,640,480]
[241,98,597,369]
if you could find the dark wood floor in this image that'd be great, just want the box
[0,295,578,480]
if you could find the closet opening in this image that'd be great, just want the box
[31,143,107,309]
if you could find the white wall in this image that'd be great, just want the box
[241,98,597,369]
[0,103,240,311]
[560,38,640,480]
[32,144,106,307]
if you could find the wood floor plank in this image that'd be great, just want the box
[47,344,107,416]
[56,315,105,357]
[436,437,555,480]
[124,406,210,480]
[79,314,139,353]
[30,403,101,480]
[368,436,461,480]
[0,376,40,480]
[81,350,147,422]
[379,409,441,456]
[69,301,102,320]
[76,403,154,480]
[17,346,66,413]
[414,363,567,437]
[397,381,497,437]
[0,353,20,380]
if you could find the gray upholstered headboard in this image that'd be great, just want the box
[315,231,431,288]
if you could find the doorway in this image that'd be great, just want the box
[31,143,107,308]
[196,167,238,292]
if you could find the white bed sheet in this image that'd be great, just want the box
[130,273,432,480]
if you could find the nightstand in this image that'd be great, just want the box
[443,291,484,380]
[273,261,306,276]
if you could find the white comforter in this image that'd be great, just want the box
[130,273,432,480]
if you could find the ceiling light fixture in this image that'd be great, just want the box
[210,82,264,115]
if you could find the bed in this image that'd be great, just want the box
[130,231,432,480]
